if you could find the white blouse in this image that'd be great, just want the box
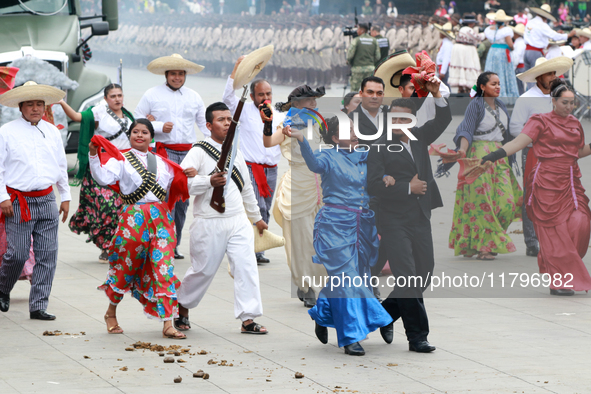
[474,106,508,142]
[89,149,174,203]
[484,26,514,45]
[92,105,132,150]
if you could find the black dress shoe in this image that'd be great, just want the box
[30,310,56,320]
[303,288,316,308]
[526,245,539,257]
[550,289,575,296]
[409,340,436,353]
[257,256,270,264]
[0,291,9,312]
[296,288,305,302]
[174,248,184,259]
[380,322,393,344]
[344,342,365,356]
[315,322,328,344]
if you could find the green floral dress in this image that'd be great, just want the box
[449,140,522,256]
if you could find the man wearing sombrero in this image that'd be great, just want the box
[509,55,574,257]
[523,4,576,85]
[134,54,207,260]
[0,81,71,320]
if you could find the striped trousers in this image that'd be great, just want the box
[0,192,59,312]
[165,148,189,247]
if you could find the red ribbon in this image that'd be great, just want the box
[246,161,276,198]
[154,142,193,159]
[505,49,512,63]
[402,51,436,98]
[0,67,18,94]
[2,186,53,223]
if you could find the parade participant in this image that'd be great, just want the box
[89,119,190,337]
[578,28,591,50]
[286,116,393,356]
[134,54,207,260]
[523,5,575,86]
[0,81,71,320]
[434,22,454,85]
[514,9,528,25]
[407,17,422,56]
[397,71,450,128]
[482,79,591,296]
[370,25,390,63]
[59,83,134,263]
[175,102,269,334]
[449,23,482,94]
[509,56,573,257]
[391,17,409,53]
[223,52,281,264]
[449,72,522,260]
[368,75,451,353]
[342,92,361,114]
[347,23,381,92]
[264,85,327,308]
[484,10,519,98]
[511,24,526,95]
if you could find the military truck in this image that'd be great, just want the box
[0,0,119,153]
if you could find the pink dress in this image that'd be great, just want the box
[0,221,35,282]
[523,112,591,291]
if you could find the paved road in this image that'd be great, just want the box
[1,64,591,393]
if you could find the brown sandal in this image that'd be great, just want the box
[104,314,124,334]
[163,325,186,339]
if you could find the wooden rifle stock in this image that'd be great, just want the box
[210,85,249,213]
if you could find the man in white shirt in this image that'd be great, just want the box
[0,82,71,320]
[435,27,454,85]
[223,56,282,264]
[579,28,591,51]
[135,54,207,259]
[511,24,526,95]
[523,5,575,87]
[510,56,573,257]
[176,102,268,335]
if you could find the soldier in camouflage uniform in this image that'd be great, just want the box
[346,23,380,92]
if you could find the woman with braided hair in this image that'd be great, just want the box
[481,79,591,295]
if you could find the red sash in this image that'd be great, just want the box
[526,44,544,53]
[246,162,277,198]
[517,63,525,69]
[2,186,53,223]
[155,142,193,159]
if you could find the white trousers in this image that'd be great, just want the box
[177,214,263,321]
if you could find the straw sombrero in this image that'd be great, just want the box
[530,4,556,22]
[233,45,274,90]
[0,81,65,108]
[517,56,573,83]
[578,28,591,39]
[374,50,416,98]
[147,54,204,75]
[486,9,513,22]
[511,23,525,36]
[253,226,285,254]
[433,22,455,40]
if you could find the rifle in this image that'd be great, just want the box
[210,85,249,213]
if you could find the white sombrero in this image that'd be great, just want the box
[373,50,416,98]
[0,81,65,108]
[433,22,455,40]
[486,9,513,22]
[530,4,556,22]
[233,45,274,90]
[147,54,204,75]
[578,28,591,39]
[511,23,525,36]
[517,56,573,83]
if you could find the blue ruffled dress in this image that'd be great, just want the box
[298,138,393,347]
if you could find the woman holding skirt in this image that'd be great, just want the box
[449,72,522,260]
[286,116,392,356]
[265,85,327,308]
[89,119,190,337]
[483,10,519,98]
[481,79,591,295]
[59,84,134,263]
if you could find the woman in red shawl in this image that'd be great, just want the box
[481,79,591,296]
[89,119,191,337]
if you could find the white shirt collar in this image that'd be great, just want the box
[360,105,382,128]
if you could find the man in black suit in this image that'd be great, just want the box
[350,76,389,146]
[367,76,451,353]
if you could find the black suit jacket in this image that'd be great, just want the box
[367,102,452,224]
[350,104,389,145]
